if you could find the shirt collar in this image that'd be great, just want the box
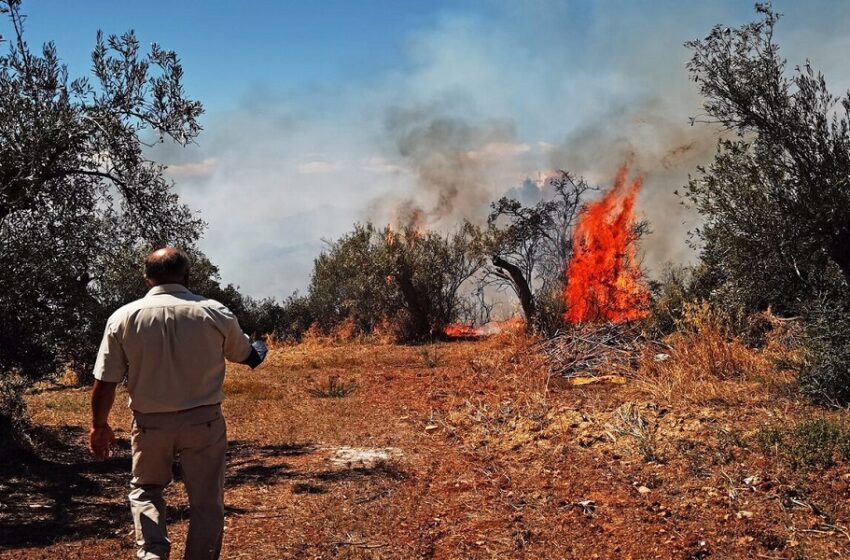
[146,283,192,297]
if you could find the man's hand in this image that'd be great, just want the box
[241,338,268,369]
[90,379,118,459]
[89,424,116,459]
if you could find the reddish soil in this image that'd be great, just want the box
[2,335,849,559]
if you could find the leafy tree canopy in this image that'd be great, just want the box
[685,3,850,314]
[0,0,204,379]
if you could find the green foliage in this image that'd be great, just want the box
[756,417,850,469]
[308,223,397,335]
[798,298,850,406]
[0,1,205,440]
[307,221,485,342]
[789,419,844,468]
[0,373,30,451]
[384,221,486,341]
[685,4,850,316]
[644,266,699,338]
[0,2,203,382]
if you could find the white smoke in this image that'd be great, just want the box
[149,0,850,297]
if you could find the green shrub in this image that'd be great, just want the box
[755,424,785,455]
[644,265,697,338]
[788,418,843,469]
[0,375,31,451]
[756,417,850,469]
[799,299,850,407]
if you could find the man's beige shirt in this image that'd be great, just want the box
[93,284,252,413]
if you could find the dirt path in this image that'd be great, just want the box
[2,337,850,559]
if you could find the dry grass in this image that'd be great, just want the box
[4,325,850,559]
[632,303,797,406]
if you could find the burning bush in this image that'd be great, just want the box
[564,165,649,324]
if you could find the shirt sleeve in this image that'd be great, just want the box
[218,307,253,363]
[92,315,128,383]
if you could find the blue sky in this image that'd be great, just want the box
[24,1,493,111]
[13,1,850,298]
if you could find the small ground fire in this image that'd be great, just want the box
[564,164,649,323]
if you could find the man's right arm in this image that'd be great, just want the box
[241,339,268,368]
[90,314,126,459]
[218,306,267,369]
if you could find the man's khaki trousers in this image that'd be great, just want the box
[129,404,227,560]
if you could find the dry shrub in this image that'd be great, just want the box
[609,402,663,462]
[444,390,557,456]
[300,322,326,346]
[330,316,359,341]
[370,316,400,345]
[634,303,778,405]
[297,319,368,348]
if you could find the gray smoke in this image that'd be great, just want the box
[375,104,520,226]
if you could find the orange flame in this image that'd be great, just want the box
[564,164,649,323]
[443,323,479,338]
[443,316,525,338]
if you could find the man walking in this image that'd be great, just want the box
[89,247,267,560]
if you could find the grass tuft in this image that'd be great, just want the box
[308,375,357,399]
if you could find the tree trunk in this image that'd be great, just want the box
[492,256,536,324]
[394,270,432,340]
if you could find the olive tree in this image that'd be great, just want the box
[686,4,850,405]
[486,171,591,329]
[307,221,486,341]
[0,0,204,443]
[685,3,850,313]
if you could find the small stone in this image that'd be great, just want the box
[736,510,753,519]
[637,485,651,495]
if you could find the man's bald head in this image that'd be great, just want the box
[144,247,190,286]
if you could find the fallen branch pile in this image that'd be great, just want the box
[539,322,659,378]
